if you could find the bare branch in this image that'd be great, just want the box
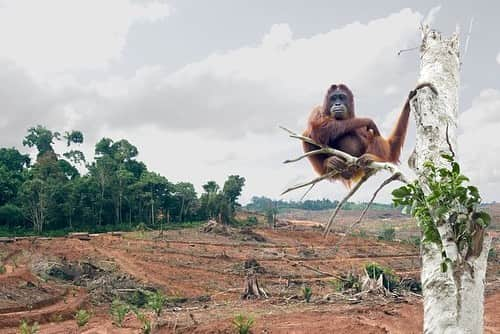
[279,126,355,162]
[300,183,315,201]
[330,173,402,249]
[283,148,332,164]
[397,46,419,56]
[323,170,375,238]
[281,170,338,196]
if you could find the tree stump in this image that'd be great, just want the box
[242,270,268,299]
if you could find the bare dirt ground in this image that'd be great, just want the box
[0,209,498,333]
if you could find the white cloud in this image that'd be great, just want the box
[262,24,293,49]
[0,60,64,147]
[496,52,500,64]
[458,89,500,201]
[81,9,423,141]
[0,0,169,76]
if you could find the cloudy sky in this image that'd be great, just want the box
[1,0,499,204]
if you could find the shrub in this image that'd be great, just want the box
[110,299,130,327]
[364,262,398,290]
[378,227,396,241]
[124,289,148,308]
[232,314,254,334]
[146,291,167,316]
[0,263,6,274]
[330,273,360,292]
[75,309,90,327]
[246,216,258,225]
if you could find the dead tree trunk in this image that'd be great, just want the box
[242,271,268,299]
[409,26,492,334]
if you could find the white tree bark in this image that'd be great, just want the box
[410,26,492,334]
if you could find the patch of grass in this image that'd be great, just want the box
[75,309,90,327]
[232,314,254,334]
[329,279,343,292]
[302,285,312,302]
[0,220,206,238]
[0,263,6,274]
[49,313,64,323]
[19,320,39,334]
[134,311,152,334]
[163,220,205,230]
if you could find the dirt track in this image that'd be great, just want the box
[0,224,498,333]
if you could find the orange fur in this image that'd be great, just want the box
[303,83,435,186]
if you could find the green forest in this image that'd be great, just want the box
[0,125,246,236]
[0,125,399,237]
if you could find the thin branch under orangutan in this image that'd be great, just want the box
[323,170,375,237]
[281,170,338,196]
[280,126,409,237]
[330,173,402,249]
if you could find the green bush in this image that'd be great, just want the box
[330,273,360,292]
[232,314,254,334]
[246,216,258,225]
[146,291,167,316]
[75,309,90,327]
[364,262,398,290]
[124,289,148,308]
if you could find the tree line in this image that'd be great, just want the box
[0,125,245,234]
[245,196,394,212]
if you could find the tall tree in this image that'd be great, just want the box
[396,26,491,333]
[19,178,48,233]
[136,172,172,226]
[222,175,246,211]
[200,180,220,220]
[22,125,60,159]
[173,182,198,222]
